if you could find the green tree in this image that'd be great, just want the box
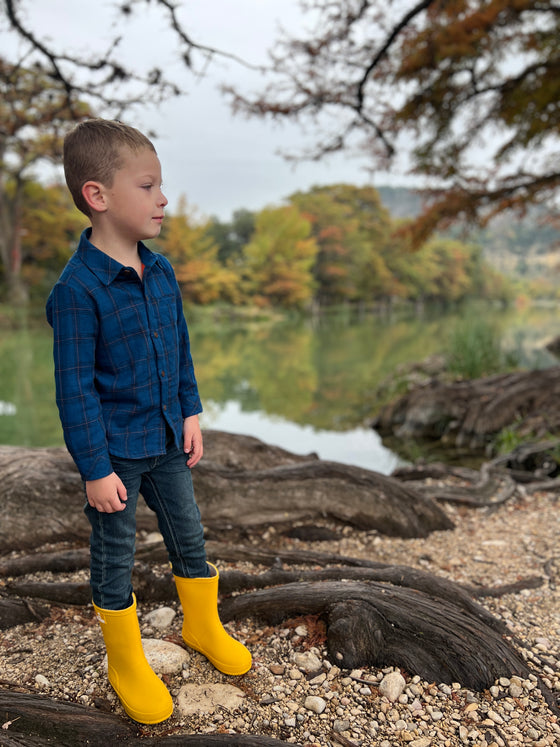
[227,0,560,241]
[242,205,318,309]
[402,237,511,305]
[157,196,239,304]
[205,209,255,266]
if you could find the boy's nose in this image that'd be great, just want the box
[159,190,168,207]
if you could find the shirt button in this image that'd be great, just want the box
[163,405,167,411]
[153,332,159,338]
[160,370,166,377]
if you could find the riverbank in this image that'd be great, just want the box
[2,484,559,745]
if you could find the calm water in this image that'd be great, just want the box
[0,303,557,474]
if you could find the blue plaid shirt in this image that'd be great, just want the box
[46,229,202,481]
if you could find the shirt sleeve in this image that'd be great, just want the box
[47,282,114,481]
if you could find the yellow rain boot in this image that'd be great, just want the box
[174,563,252,676]
[93,595,173,724]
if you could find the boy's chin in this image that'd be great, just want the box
[143,225,162,240]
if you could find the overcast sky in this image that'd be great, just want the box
[5,0,409,220]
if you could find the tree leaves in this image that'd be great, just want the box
[226,0,560,238]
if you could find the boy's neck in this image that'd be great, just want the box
[89,226,141,270]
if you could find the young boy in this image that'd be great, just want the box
[46,118,251,725]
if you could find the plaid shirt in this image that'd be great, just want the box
[46,229,202,481]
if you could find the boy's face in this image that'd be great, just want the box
[102,147,168,243]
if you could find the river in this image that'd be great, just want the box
[0,302,557,474]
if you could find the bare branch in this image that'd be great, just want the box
[3,0,255,117]
[355,0,435,113]
[152,0,263,71]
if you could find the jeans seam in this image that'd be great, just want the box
[142,472,187,575]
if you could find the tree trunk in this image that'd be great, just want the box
[0,172,27,305]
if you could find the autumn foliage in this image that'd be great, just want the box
[10,180,510,310]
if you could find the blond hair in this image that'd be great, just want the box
[63,119,156,216]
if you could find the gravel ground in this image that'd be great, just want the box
[1,485,560,746]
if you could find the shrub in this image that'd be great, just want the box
[446,317,519,379]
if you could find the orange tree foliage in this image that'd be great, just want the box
[290,184,396,305]
[19,182,88,299]
[226,0,560,242]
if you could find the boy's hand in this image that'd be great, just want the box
[85,472,127,513]
[183,414,203,468]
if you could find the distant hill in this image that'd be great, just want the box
[376,186,560,279]
[376,186,425,219]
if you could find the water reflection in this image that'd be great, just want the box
[0,401,17,415]
[200,399,404,474]
[190,302,558,434]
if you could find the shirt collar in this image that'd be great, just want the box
[77,228,159,285]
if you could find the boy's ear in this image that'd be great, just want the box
[81,181,108,213]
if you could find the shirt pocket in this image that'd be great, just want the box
[150,290,177,336]
[96,288,151,376]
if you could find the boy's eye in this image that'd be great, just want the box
[142,184,153,190]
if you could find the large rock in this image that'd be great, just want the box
[373,366,560,450]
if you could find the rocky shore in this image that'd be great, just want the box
[1,485,560,745]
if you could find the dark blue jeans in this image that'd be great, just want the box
[84,441,208,609]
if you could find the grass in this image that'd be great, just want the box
[445,317,520,379]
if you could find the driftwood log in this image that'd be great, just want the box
[373,365,560,451]
[394,439,560,505]
[0,690,296,746]
[0,432,453,552]
[222,580,530,688]
[394,460,521,507]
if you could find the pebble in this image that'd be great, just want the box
[176,683,246,717]
[293,651,322,673]
[304,696,326,714]
[101,638,190,675]
[142,606,176,629]
[34,674,50,689]
[379,671,406,701]
[333,719,350,733]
